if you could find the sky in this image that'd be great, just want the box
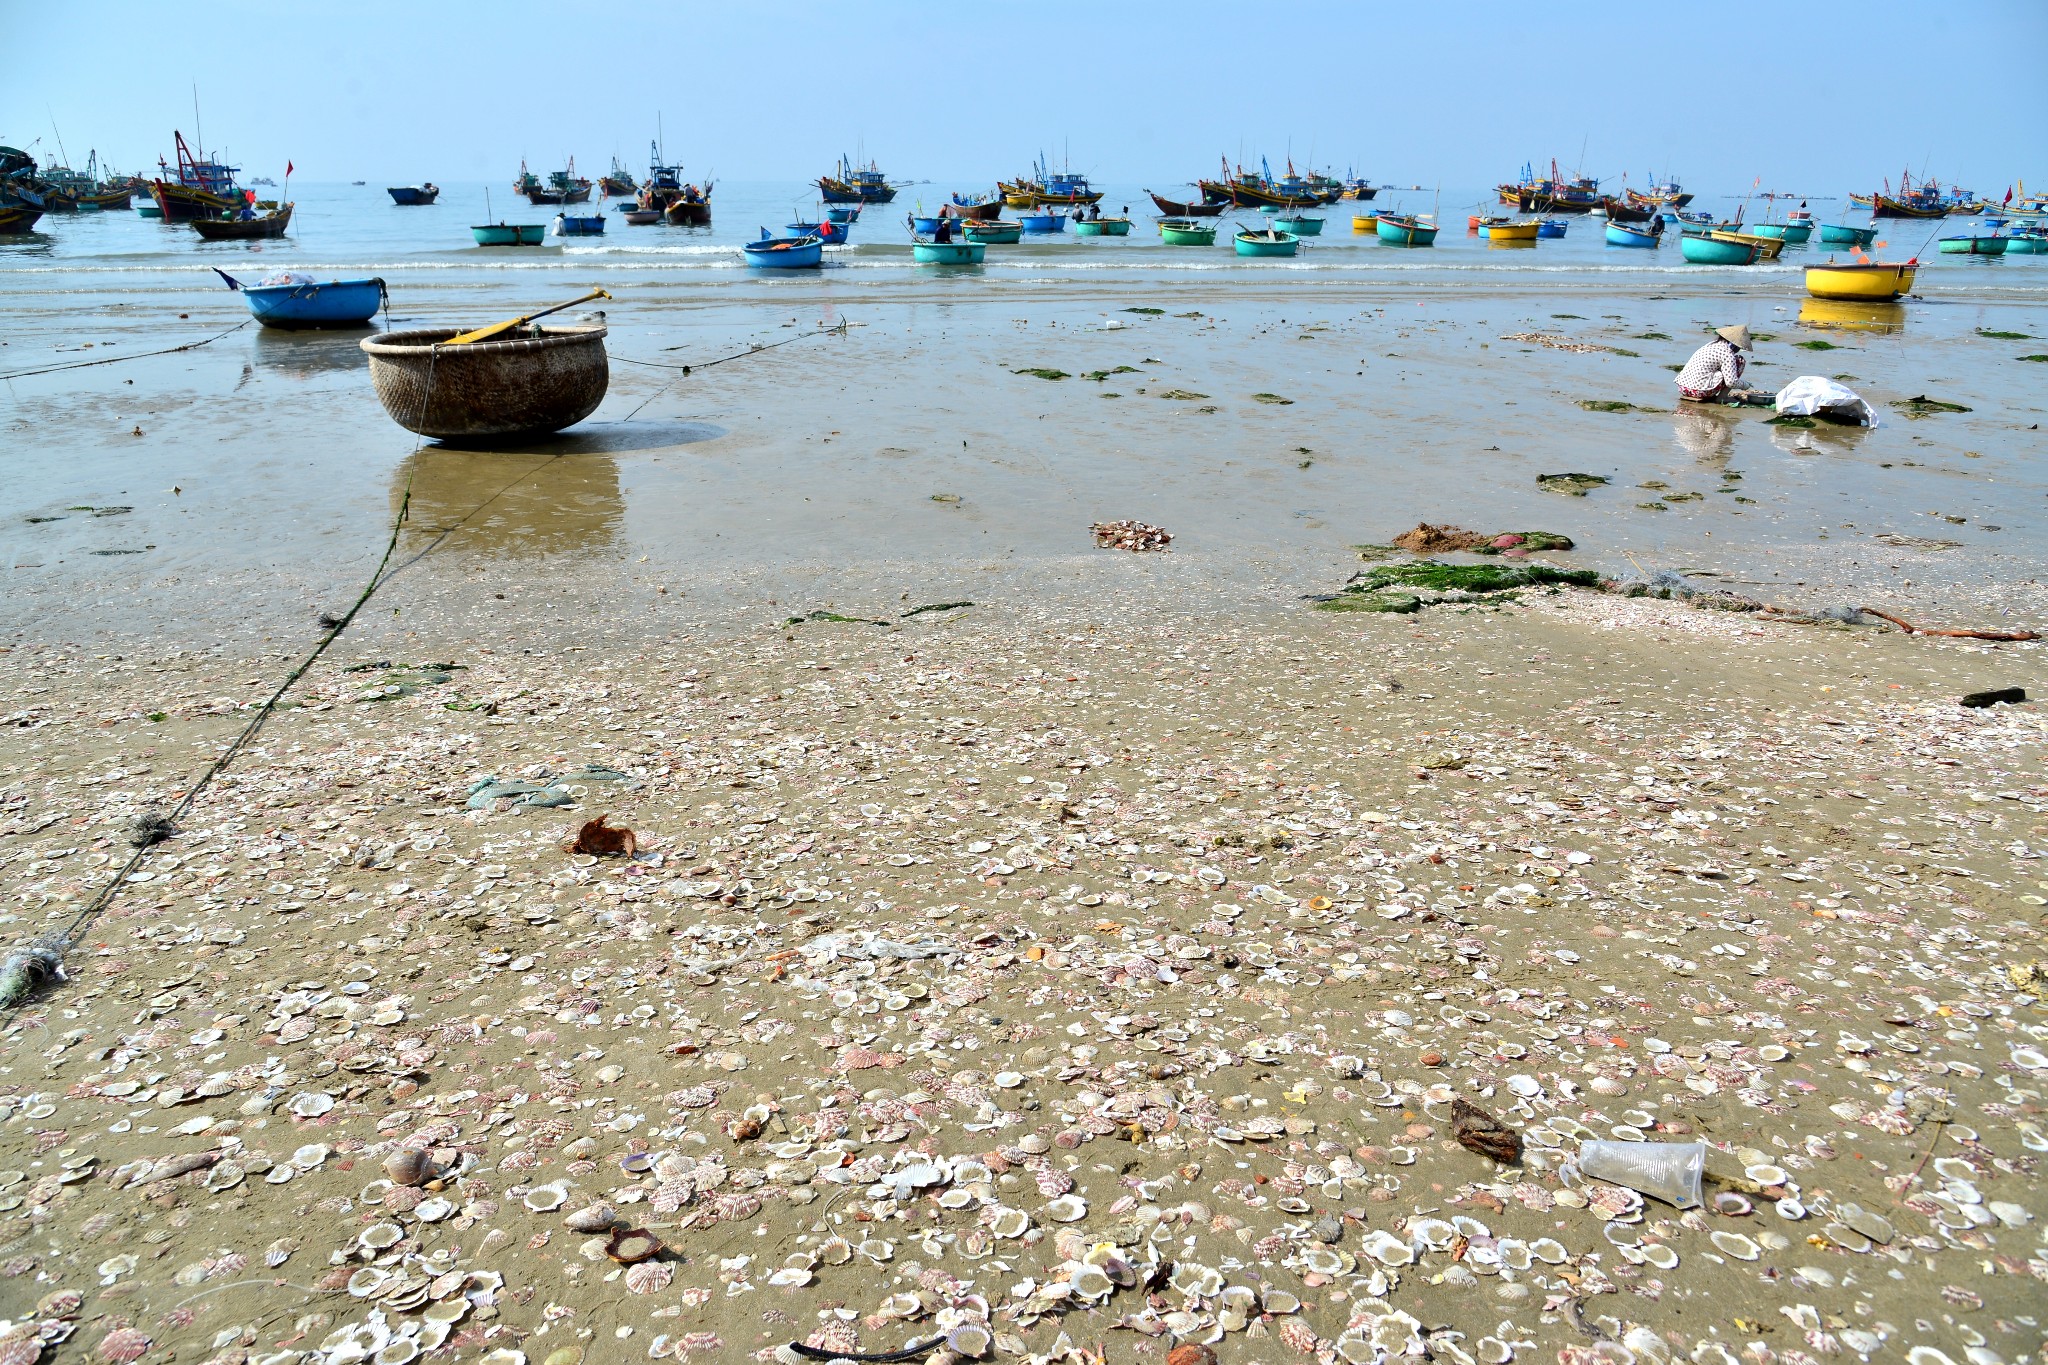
[6,0,2045,195]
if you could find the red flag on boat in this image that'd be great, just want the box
[286,161,294,176]
[2005,187,2014,205]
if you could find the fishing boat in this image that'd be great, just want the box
[949,193,1003,220]
[1536,218,1569,239]
[218,269,385,329]
[1937,233,2007,255]
[1804,260,1916,300]
[1374,213,1437,247]
[1478,219,1539,241]
[1018,209,1066,233]
[1710,229,1784,260]
[1598,196,1658,225]
[600,158,637,197]
[1352,214,1378,233]
[742,229,824,269]
[1268,211,1324,237]
[1147,190,1226,217]
[1871,193,1944,219]
[962,219,1023,244]
[1680,233,1759,265]
[1604,219,1661,248]
[1072,216,1132,236]
[1342,178,1379,202]
[621,207,662,226]
[362,323,608,438]
[388,184,439,205]
[516,160,593,205]
[789,217,851,244]
[0,204,43,233]
[553,209,606,236]
[818,154,895,204]
[472,222,548,246]
[911,238,986,265]
[662,186,712,226]
[1200,158,1322,209]
[1158,218,1216,246]
[149,131,242,222]
[1498,161,1602,213]
[190,202,292,240]
[908,212,946,234]
[2004,230,2048,255]
[76,184,135,211]
[1234,227,1299,257]
[1749,220,1813,244]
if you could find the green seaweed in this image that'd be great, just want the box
[1347,560,1600,594]
[1766,414,1818,428]
[899,601,975,618]
[1082,366,1140,382]
[784,610,891,627]
[1579,399,1648,413]
[1123,307,1165,315]
[1316,591,1422,614]
[1537,472,1610,496]
[1793,340,1839,350]
[1978,329,2032,340]
[147,711,168,723]
[1892,395,1972,416]
[1635,332,1671,341]
[1013,367,1068,381]
[1252,393,1294,405]
[2019,354,2048,363]
[1157,389,1209,400]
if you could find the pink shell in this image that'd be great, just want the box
[626,1261,673,1295]
[96,1328,152,1365]
[0,1333,45,1365]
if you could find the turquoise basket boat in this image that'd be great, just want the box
[743,229,824,268]
[1938,235,2008,255]
[1680,233,1759,264]
[1235,228,1299,257]
[1071,217,1132,236]
[962,220,1021,244]
[1750,221,1814,244]
[1374,214,1437,247]
[911,239,986,264]
[1604,221,1661,248]
[472,223,547,246]
[2003,233,2048,255]
[1817,224,1878,247]
[229,274,387,329]
[1268,213,1324,236]
[1159,218,1217,246]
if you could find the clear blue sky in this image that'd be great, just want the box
[8,0,2045,194]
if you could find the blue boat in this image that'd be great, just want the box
[217,270,385,329]
[1605,220,1661,248]
[1817,223,1878,247]
[1019,209,1066,233]
[387,184,439,206]
[554,210,605,236]
[742,227,823,269]
[826,205,861,224]
[908,212,946,234]
[911,239,986,265]
[1536,218,1569,239]
[789,218,851,244]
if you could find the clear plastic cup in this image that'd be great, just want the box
[1576,1140,1705,1208]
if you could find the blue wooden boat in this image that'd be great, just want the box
[826,205,861,224]
[1019,209,1067,232]
[554,210,606,236]
[743,228,824,268]
[1536,218,1569,238]
[223,272,386,329]
[472,223,547,246]
[1604,220,1661,248]
[1374,213,1437,247]
[908,212,946,234]
[1680,232,1759,264]
[387,184,439,206]
[1817,223,1878,247]
[911,239,986,265]
[789,218,851,244]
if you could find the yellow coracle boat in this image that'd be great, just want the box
[1710,229,1785,260]
[1352,214,1378,233]
[1804,260,1917,301]
[1484,219,1540,241]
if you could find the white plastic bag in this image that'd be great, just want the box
[1775,375,1879,428]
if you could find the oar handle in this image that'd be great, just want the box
[444,289,612,347]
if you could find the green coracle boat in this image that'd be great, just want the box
[1817,224,1877,247]
[1374,213,1438,247]
[1749,221,1814,244]
[1679,232,1759,265]
[1071,217,1132,236]
[472,223,548,246]
[1159,218,1217,246]
[1267,212,1324,236]
[962,219,1022,244]
[1234,227,1299,257]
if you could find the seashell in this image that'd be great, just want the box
[858,1239,894,1262]
[424,1297,470,1323]
[1044,1194,1087,1222]
[384,1149,437,1187]
[375,1342,420,1365]
[942,1326,992,1358]
[1639,1241,1678,1270]
[1476,1337,1513,1365]
[1358,1230,1413,1266]
[766,1267,812,1288]
[523,1182,569,1213]
[819,1236,854,1264]
[560,1136,596,1160]
[293,1143,333,1170]
[1527,1238,1567,1264]
[1743,1163,1787,1187]
[348,1267,390,1297]
[1710,1231,1759,1261]
[1015,1134,1051,1155]
[414,1196,455,1222]
[205,1161,245,1191]
[1906,1351,1957,1365]
[1774,1196,1806,1220]
[1262,1289,1300,1314]
[359,1223,405,1252]
[1712,1192,1753,1217]
[96,1328,154,1364]
[1300,1246,1346,1275]
[563,1203,619,1233]
[1071,1266,1114,1300]
[1275,1196,1312,1215]
[1837,1202,1893,1243]
[626,1261,674,1294]
[287,1092,335,1118]
[1408,1216,1456,1250]
[604,1227,664,1264]
[879,1293,924,1321]
[989,1207,1030,1238]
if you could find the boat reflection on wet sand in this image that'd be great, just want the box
[1797,297,1907,334]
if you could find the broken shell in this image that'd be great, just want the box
[293,1143,332,1170]
[523,1183,570,1213]
[1710,1231,1760,1261]
[563,1203,619,1233]
[1640,1242,1679,1270]
[383,1149,437,1188]
[1775,1197,1807,1220]
[766,1267,812,1288]
[1527,1238,1567,1264]
[1170,1262,1223,1298]
[347,1267,389,1297]
[1358,1229,1413,1266]
[604,1227,664,1263]
[989,1208,1030,1238]
[414,1196,455,1222]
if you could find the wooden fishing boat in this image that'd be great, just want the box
[190,203,293,240]
[949,194,1003,220]
[1072,216,1132,236]
[1234,227,1299,257]
[1710,229,1784,260]
[1937,234,2007,255]
[222,271,386,329]
[1352,214,1378,233]
[661,184,712,225]
[1804,260,1916,300]
[149,130,242,222]
[1680,233,1759,265]
[1848,193,1877,209]
[517,161,592,205]
[1374,213,1437,247]
[472,222,548,246]
[1014,164,1102,207]
[1479,219,1539,241]
[553,210,605,236]
[1158,218,1216,246]
[742,229,824,268]
[0,204,44,233]
[1342,180,1379,201]
[1749,221,1813,244]
[1202,159,1321,208]
[1605,220,1661,247]
[962,219,1022,244]
[911,238,986,265]
[362,324,608,438]
[1872,193,1944,219]
[1268,212,1324,237]
[621,207,661,226]
[387,184,439,205]
[1599,196,1658,225]
[600,158,637,197]
[1019,209,1066,233]
[1147,190,1226,217]
[818,155,895,204]
[999,180,1040,209]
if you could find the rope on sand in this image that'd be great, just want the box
[0,319,253,382]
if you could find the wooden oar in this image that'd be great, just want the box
[443,288,612,347]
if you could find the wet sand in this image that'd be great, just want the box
[1,591,2045,1364]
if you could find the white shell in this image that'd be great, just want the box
[1710,1231,1760,1261]
[414,1196,455,1222]
[1070,1266,1114,1300]
[1744,1164,1788,1186]
[819,1237,854,1264]
[1043,1194,1087,1222]
[989,1208,1030,1238]
[292,1144,333,1170]
[767,1267,812,1287]
[1640,1242,1679,1270]
[287,1092,335,1118]
[1170,1262,1224,1298]
[522,1182,569,1213]
[1408,1216,1456,1251]
[1358,1229,1413,1266]
[359,1223,405,1252]
[1527,1238,1567,1265]
[994,1072,1025,1089]
[1262,1289,1300,1314]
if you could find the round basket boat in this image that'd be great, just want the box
[359,325,608,438]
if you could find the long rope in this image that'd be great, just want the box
[0,318,252,382]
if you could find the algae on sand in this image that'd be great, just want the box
[1157,389,1209,401]
[1537,472,1610,496]
[1252,393,1294,405]
[1578,400,1650,413]
[1347,560,1600,595]
[1013,367,1068,381]
[1892,395,1972,417]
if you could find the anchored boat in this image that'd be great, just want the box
[516,160,592,205]
[1680,233,1760,265]
[1072,216,1132,236]
[388,184,439,205]
[191,202,293,240]
[742,228,824,268]
[818,154,895,204]
[1147,190,1226,218]
[962,219,1022,244]
[149,131,242,222]
[473,222,548,246]
[1374,213,1437,247]
[1805,260,1917,300]
[1234,226,1299,257]
[1158,218,1217,246]
[218,269,386,329]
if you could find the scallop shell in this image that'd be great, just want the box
[1071,1266,1114,1300]
[523,1183,569,1213]
[1358,1230,1413,1266]
[1640,1242,1678,1270]
[1408,1217,1456,1250]
[1527,1238,1567,1265]
[989,1208,1030,1238]
[1262,1289,1301,1314]
[348,1267,390,1297]
[1044,1195,1087,1222]
[414,1196,455,1222]
[767,1267,813,1288]
[994,1072,1025,1089]
[293,1144,333,1170]
[1300,1246,1346,1275]
[95,1329,154,1365]
[287,1092,335,1118]
[1275,1196,1312,1215]
[383,1149,437,1187]
[1906,1350,1958,1365]
[625,1261,673,1294]
[1775,1197,1807,1220]
[820,1236,855,1264]
[945,1325,992,1358]
[604,1227,664,1264]
[563,1203,619,1233]
[1015,1134,1051,1155]
[375,1342,420,1365]
[1170,1262,1223,1298]
[359,1223,405,1252]
[1743,1163,1788,1187]
[1710,1231,1760,1261]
